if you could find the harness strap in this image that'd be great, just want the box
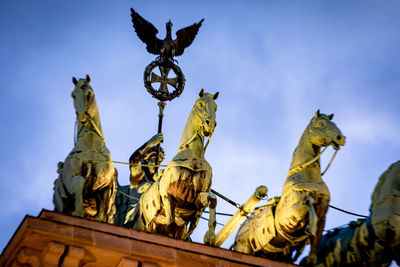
[179,104,212,152]
[287,146,328,177]
[321,149,338,176]
[88,117,105,143]
[204,132,212,152]
[178,131,200,150]
[75,117,105,144]
[287,145,339,177]
[74,120,78,145]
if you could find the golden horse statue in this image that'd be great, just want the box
[53,75,117,223]
[312,161,400,267]
[233,110,345,265]
[132,89,219,244]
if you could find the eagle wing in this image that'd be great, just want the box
[130,8,163,55]
[174,18,204,57]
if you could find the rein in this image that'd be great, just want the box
[178,130,212,153]
[74,115,105,145]
[88,116,105,143]
[74,120,78,145]
[204,132,212,152]
[287,145,338,177]
[178,131,201,151]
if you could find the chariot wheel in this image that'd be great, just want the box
[144,59,185,101]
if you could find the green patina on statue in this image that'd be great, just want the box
[131,89,219,244]
[233,110,345,265]
[115,133,164,226]
[53,75,118,223]
[311,161,400,267]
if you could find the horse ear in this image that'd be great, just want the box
[73,77,78,85]
[199,88,204,97]
[328,114,334,120]
[314,109,320,118]
[213,91,219,100]
[86,74,91,83]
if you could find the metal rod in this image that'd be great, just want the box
[155,101,166,173]
[329,204,368,218]
[203,210,233,217]
[211,189,241,209]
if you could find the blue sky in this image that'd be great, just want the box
[1,0,399,263]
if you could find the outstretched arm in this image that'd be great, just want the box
[129,133,164,187]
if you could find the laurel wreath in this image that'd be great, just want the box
[144,60,186,101]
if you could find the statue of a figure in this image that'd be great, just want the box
[115,133,164,226]
[130,8,204,62]
[131,89,219,244]
[310,161,400,267]
[53,75,118,223]
[233,111,345,265]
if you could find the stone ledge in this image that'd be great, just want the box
[1,210,295,267]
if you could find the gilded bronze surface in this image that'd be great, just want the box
[233,110,345,265]
[132,89,219,244]
[312,161,400,267]
[53,75,118,223]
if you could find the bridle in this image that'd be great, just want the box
[287,145,338,177]
[178,130,213,153]
[74,111,105,145]
[178,102,214,153]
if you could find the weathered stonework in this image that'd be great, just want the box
[1,210,295,267]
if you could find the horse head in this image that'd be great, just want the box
[308,109,345,150]
[72,74,97,125]
[193,88,219,137]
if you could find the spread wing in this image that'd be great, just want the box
[130,8,163,55]
[174,18,204,56]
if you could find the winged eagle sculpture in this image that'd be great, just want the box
[130,8,204,62]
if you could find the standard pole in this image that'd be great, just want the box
[155,101,166,173]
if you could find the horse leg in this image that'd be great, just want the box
[53,177,66,212]
[162,194,175,227]
[275,191,310,237]
[91,162,115,222]
[306,197,329,266]
[106,168,118,224]
[96,176,116,223]
[305,196,318,237]
[194,192,217,245]
[203,194,217,245]
[53,162,66,212]
[132,205,146,231]
[96,188,108,222]
[70,175,85,217]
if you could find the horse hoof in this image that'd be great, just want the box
[73,210,84,218]
[203,231,216,246]
[305,225,317,237]
[304,254,317,266]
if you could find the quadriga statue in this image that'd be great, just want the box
[53,75,118,223]
[132,89,219,244]
[233,110,345,266]
[311,161,400,267]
